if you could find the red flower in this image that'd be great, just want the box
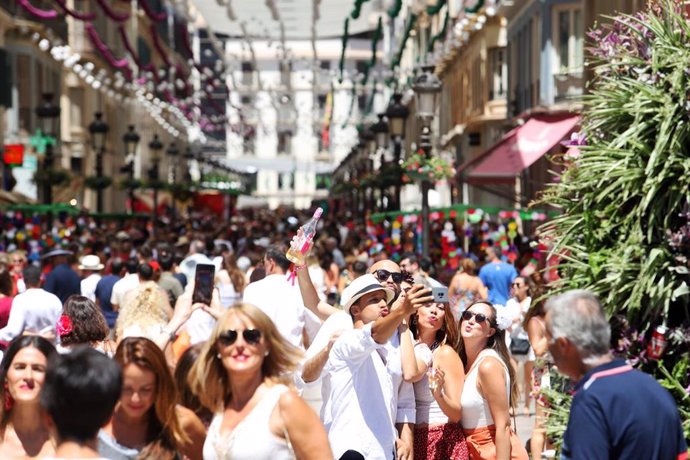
[56,315,73,337]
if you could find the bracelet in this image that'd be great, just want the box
[293,264,307,272]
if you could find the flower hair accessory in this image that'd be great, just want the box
[56,314,73,337]
[494,306,512,331]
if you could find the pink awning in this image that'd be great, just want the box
[462,114,580,183]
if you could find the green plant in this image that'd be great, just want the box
[402,150,455,183]
[537,1,690,449]
[33,168,70,186]
[84,176,113,190]
[118,178,142,190]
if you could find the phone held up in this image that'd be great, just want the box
[192,264,215,305]
[431,286,449,303]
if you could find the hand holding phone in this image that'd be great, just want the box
[432,287,449,303]
[192,264,215,305]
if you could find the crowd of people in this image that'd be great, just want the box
[0,207,685,459]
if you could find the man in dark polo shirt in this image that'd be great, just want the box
[545,290,687,460]
[42,248,80,304]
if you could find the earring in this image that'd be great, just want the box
[411,316,417,326]
[3,383,12,413]
[264,350,269,357]
[216,353,221,359]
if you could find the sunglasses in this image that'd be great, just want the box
[511,283,524,288]
[461,310,492,324]
[374,269,405,284]
[217,329,262,346]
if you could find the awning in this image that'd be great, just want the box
[458,114,580,183]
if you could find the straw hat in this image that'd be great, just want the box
[78,254,104,271]
[340,274,394,313]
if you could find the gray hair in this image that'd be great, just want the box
[545,290,610,365]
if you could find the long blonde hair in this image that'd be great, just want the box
[190,303,302,412]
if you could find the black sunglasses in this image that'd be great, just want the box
[374,269,405,284]
[461,310,491,324]
[511,282,524,288]
[218,329,262,346]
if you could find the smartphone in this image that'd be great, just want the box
[432,286,449,303]
[192,264,215,305]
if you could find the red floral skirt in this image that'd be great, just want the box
[414,423,469,460]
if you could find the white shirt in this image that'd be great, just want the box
[80,273,102,302]
[296,311,415,422]
[243,273,308,349]
[110,273,140,307]
[0,288,62,341]
[179,253,214,284]
[322,323,397,460]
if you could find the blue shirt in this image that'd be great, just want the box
[478,261,517,305]
[43,263,81,305]
[95,274,120,328]
[562,359,688,460]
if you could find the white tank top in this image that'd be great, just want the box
[413,343,449,425]
[202,384,294,460]
[460,349,510,429]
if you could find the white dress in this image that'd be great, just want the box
[202,384,294,460]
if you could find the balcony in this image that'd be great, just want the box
[554,71,584,102]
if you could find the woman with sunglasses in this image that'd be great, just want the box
[191,303,332,460]
[505,276,536,416]
[458,301,528,460]
[99,337,206,460]
[399,278,469,460]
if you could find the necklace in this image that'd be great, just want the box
[430,340,440,351]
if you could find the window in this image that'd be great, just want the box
[553,6,583,74]
[315,173,331,190]
[241,61,254,86]
[278,172,293,190]
[277,131,291,155]
[488,48,507,100]
[243,124,255,155]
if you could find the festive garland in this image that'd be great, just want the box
[150,24,172,67]
[350,0,370,20]
[85,23,131,70]
[139,0,167,22]
[54,0,96,20]
[428,11,450,52]
[17,0,57,19]
[391,14,417,69]
[95,0,130,22]
[464,0,484,14]
[338,18,350,83]
[118,25,141,66]
[387,0,402,19]
[426,0,446,16]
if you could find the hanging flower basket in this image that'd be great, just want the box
[84,176,113,190]
[402,150,455,183]
[118,178,143,190]
[33,168,70,186]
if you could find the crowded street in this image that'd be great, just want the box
[0,0,688,459]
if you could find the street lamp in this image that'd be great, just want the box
[277,95,293,155]
[148,134,163,222]
[88,112,109,213]
[412,65,442,258]
[371,114,390,210]
[386,93,409,211]
[35,93,60,206]
[122,125,140,214]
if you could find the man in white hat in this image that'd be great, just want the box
[78,254,104,302]
[321,274,432,460]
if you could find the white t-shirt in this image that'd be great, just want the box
[109,273,140,307]
[0,288,62,342]
[243,273,309,349]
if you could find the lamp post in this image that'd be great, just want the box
[148,134,163,223]
[122,125,140,214]
[371,113,390,210]
[386,93,409,211]
[88,112,109,213]
[412,65,442,258]
[35,93,60,206]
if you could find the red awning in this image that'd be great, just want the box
[459,114,580,183]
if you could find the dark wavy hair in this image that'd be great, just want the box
[174,344,212,426]
[59,296,109,346]
[0,336,57,430]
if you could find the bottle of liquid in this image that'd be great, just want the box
[286,207,323,264]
